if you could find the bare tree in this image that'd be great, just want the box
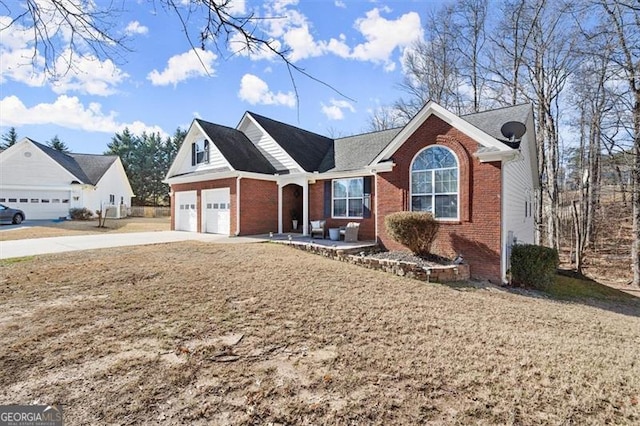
[395,5,465,120]
[452,0,490,112]
[590,0,640,286]
[367,106,406,132]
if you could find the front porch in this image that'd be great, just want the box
[267,232,378,255]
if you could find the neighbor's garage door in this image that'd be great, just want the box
[174,191,197,232]
[202,188,230,234]
[0,190,70,220]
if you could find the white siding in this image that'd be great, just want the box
[0,141,76,187]
[169,126,233,177]
[84,159,134,218]
[239,117,300,172]
[502,123,536,280]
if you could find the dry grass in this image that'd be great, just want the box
[0,217,170,241]
[1,242,639,425]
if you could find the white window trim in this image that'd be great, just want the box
[410,145,460,221]
[331,177,364,219]
[195,139,210,165]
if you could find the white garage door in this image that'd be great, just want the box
[202,188,230,235]
[0,190,70,220]
[175,191,197,232]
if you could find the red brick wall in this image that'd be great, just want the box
[376,115,503,281]
[308,179,376,241]
[171,177,278,236]
[239,178,278,235]
[171,178,237,234]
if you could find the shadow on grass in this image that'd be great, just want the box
[520,269,639,318]
[437,269,640,317]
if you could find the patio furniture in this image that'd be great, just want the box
[340,222,360,242]
[310,220,327,239]
[328,227,340,241]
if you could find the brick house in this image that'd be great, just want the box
[165,101,538,283]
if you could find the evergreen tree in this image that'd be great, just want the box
[47,135,71,153]
[1,127,18,149]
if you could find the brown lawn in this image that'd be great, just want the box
[0,242,639,425]
[0,217,170,241]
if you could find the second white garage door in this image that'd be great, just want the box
[0,190,70,220]
[175,191,197,232]
[202,188,230,234]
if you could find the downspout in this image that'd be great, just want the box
[236,176,241,236]
[501,162,507,284]
[277,181,283,234]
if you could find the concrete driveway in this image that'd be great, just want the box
[0,231,268,260]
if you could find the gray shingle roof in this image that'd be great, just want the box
[462,103,532,144]
[71,154,118,185]
[196,119,277,174]
[249,112,334,172]
[318,128,402,172]
[175,103,533,178]
[31,140,117,185]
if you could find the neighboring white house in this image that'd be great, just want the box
[0,138,134,220]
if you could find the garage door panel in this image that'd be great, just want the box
[175,191,197,232]
[0,190,70,220]
[202,188,230,235]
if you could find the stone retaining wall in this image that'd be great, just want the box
[282,242,471,283]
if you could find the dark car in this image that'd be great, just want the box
[0,203,25,224]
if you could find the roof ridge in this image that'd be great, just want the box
[461,102,531,118]
[247,111,333,141]
[335,126,403,141]
[195,118,242,133]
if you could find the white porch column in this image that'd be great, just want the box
[302,181,309,235]
[277,182,283,234]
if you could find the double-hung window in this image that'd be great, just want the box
[332,178,364,218]
[192,139,210,165]
[411,146,459,219]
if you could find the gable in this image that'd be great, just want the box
[373,101,519,165]
[242,112,334,172]
[166,121,234,179]
[0,139,80,186]
[93,158,135,197]
[196,119,276,174]
[237,113,303,173]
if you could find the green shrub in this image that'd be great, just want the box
[384,211,439,256]
[69,207,93,221]
[510,244,559,289]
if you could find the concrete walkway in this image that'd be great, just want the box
[0,231,268,260]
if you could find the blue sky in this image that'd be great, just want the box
[1,0,448,154]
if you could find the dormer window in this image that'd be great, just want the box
[191,139,210,166]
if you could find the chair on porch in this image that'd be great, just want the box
[340,222,360,242]
[310,220,327,239]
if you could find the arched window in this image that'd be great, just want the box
[411,146,459,219]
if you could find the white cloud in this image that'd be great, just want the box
[257,3,421,69]
[225,0,247,15]
[321,99,355,120]
[125,21,149,36]
[238,74,296,107]
[283,24,326,62]
[0,95,166,136]
[50,51,128,96]
[0,16,127,95]
[147,49,217,86]
[228,32,281,61]
[349,8,422,69]
[335,0,346,8]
